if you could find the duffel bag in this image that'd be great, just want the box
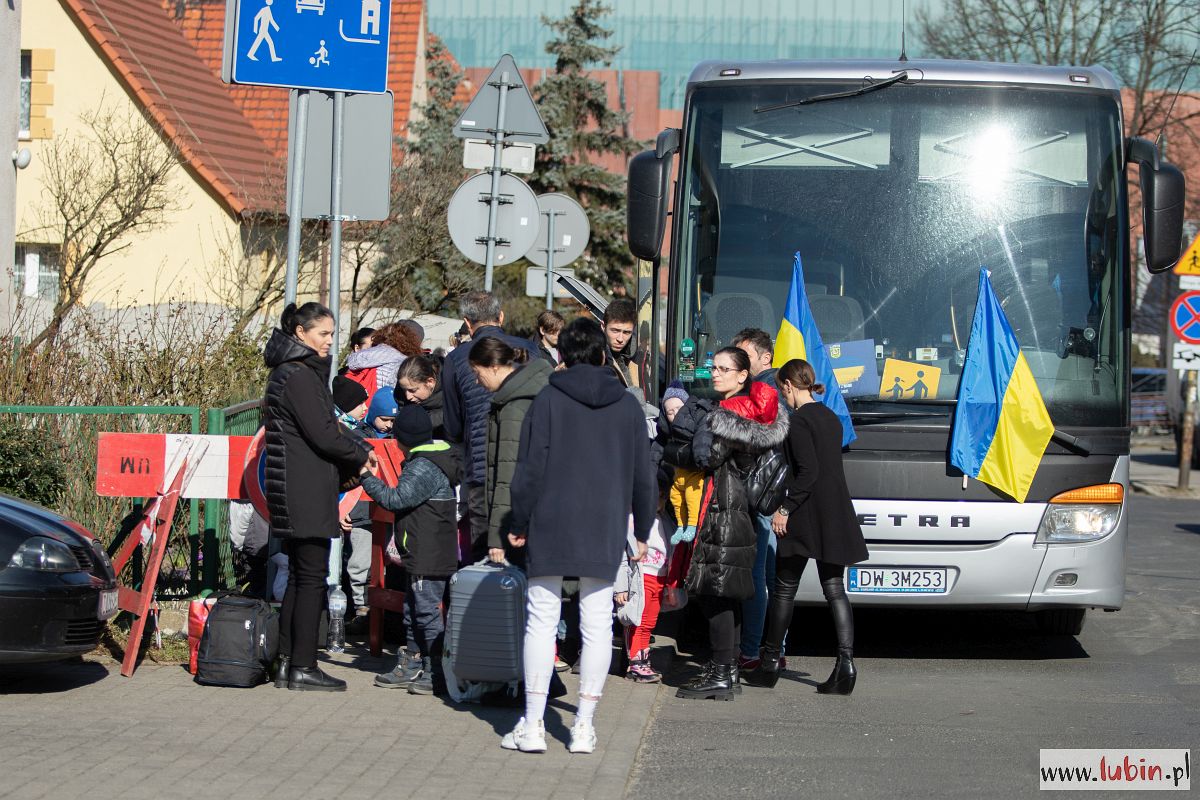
[195,593,279,687]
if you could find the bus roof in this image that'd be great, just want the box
[686,59,1121,93]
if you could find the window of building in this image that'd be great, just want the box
[19,51,32,139]
[12,244,61,302]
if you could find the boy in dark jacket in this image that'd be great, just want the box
[332,376,374,628]
[360,405,462,695]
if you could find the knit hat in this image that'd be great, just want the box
[366,386,399,427]
[663,380,689,406]
[391,404,433,448]
[332,376,368,413]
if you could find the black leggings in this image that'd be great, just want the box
[699,595,743,667]
[762,556,854,658]
[278,537,332,669]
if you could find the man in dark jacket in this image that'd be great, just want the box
[441,291,531,562]
[602,297,638,388]
[531,309,565,366]
[500,318,656,755]
[361,405,461,695]
[732,328,778,390]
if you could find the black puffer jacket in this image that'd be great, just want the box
[262,329,371,539]
[686,383,789,599]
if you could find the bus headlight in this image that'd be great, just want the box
[1035,483,1123,544]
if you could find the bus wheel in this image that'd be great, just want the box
[1035,609,1085,636]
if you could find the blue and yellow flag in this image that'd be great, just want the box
[950,268,1054,502]
[773,253,856,446]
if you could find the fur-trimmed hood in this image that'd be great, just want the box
[708,383,788,454]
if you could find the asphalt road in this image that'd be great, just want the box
[628,495,1200,799]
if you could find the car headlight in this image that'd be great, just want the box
[7,536,79,572]
[1035,505,1121,543]
[1034,483,1124,544]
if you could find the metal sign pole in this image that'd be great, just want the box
[483,72,511,292]
[1179,372,1196,489]
[543,209,565,310]
[285,89,310,307]
[327,91,346,388]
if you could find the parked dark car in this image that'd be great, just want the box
[0,493,118,663]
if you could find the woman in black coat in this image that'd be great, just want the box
[676,347,789,701]
[745,358,869,694]
[263,303,372,691]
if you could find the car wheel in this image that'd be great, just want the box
[1035,608,1085,636]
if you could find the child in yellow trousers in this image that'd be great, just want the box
[662,384,704,544]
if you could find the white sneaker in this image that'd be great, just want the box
[500,717,547,753]
[568,720,597,754]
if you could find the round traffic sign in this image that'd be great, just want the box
[524,193,590,268]
[446,173,539,265]
[1170,291,1200,345]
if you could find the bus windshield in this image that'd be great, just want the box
[673,82,1128,428]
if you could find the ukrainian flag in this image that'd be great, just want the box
[773,253,856,446]
[950,268,1054,502]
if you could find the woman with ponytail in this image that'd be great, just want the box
[396,355,447,440]
[468,336,552,564]
[263,302,373,692]
[744,358,868,695]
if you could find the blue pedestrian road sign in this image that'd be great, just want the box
[229,0,391,94]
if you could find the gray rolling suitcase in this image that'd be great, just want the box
[445,560,527,683]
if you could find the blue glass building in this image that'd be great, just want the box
[429,1,938,109]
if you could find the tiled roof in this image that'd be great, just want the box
[61,0,281,215]
[167,0,425,154]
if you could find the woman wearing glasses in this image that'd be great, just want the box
[675,347,789,701]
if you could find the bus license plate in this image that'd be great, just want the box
[847,567,947,594]
[97,589,119,620]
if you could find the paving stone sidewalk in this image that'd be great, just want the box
[0,646,662,800]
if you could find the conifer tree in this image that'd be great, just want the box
[527,0,643,294]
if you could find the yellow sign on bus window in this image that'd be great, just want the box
[879,358,942,400]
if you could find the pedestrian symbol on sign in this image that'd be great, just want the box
[246,0,283,63]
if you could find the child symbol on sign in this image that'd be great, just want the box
[309,40,330,68]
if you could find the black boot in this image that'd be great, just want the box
[407,656,434,695]
[272,655,291,689]
[743,647,781,688]
[730,660,743,694]
[817,576,857,695]
[816,652,857,695]
[288,665,347,692]
[676,662,736,701]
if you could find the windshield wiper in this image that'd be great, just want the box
[851,410,950,422]
[754,71,910,114]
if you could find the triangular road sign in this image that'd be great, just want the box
[1175,233,1200,276]
[453,54,549,144]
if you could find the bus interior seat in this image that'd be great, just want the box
[700,292,777,350]
[808,294,866,344]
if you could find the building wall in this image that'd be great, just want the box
[15,0,244,308]
[2,0,20,318]
[432,0,936,110]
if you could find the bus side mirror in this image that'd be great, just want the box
[627,129,679,261]
[1128,137,1186,274]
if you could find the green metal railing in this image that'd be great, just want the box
[202,399,264,592]
[0,405,203,597]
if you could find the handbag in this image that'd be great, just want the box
[745,448,789,517]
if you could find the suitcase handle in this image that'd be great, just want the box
[473,557,510,568]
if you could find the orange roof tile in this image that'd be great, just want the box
[61,0,281,215]
[166,0,424,155]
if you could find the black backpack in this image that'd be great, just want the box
[745,449,790,517]
[195,593,279,687]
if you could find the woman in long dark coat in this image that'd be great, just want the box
[675,347,789,701]
[745,358,869,694]
[263,302,372,691]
